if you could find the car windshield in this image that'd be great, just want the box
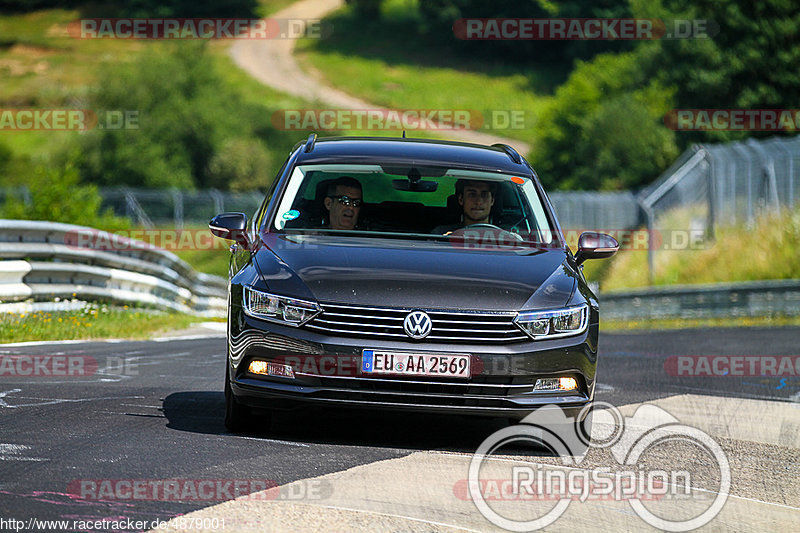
[271,163,557,248]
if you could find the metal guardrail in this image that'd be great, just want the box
[600,279,800,321]
[2,222,798,322]
[0,220,227,317]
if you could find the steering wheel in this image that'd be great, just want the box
[450,224,524,242]
[465,223,503,230]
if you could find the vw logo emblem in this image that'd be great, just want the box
[403,311,432,340]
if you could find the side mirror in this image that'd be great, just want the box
[209,212,248,247]
[575,232,619,265]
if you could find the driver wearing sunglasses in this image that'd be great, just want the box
[324,176,363,230]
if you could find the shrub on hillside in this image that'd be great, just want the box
[532,52,679,190]
[0,0,256,16]
[1,158,129,230]
[76,43,275,191]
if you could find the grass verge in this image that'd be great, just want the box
[0,1,326,172]
[601,315,800,333]
[171,242,231,279]
[295,0,559,149]
[0,304,219,343]
[593,206,800,291]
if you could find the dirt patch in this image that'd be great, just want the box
[9,43,58,57]
[0,58,48,76]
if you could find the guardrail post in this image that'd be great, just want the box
[702,148,715,242]
[772,139,794,208]
[209,188,224,216]
[123,188,154,229]
[636,196,656,286]
[170,189,184,230]
[732,143,755,226]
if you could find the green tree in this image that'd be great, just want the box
[418,0,634,65]
[635,0,800,144]
[344,0,382,18]
[0,0,257,16]
[532,51,678,190]
[1,158,128,230]
[77,43,273,190]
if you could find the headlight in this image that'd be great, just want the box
[514,305,588,339]
[242,286,320,326]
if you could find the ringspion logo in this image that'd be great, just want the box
[467,402,730,531]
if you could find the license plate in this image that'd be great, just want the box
[361,350,470,378]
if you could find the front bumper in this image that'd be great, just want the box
[228,314,598,419]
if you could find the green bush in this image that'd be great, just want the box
[532,52,679,190]
[207,138,273,192]
[1,157,129,230]
[0,0,257,16]
[116,0,257,17]
[417,0,634,65]
[633,0,800,147]
[344,0,382,18]
[76,43,275,191]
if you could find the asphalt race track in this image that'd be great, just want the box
[1,327,798,532]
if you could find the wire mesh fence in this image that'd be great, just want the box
[639,135,800,281]
[642,135,800,231]
[548,191,642,233]
[1,135,798,283]
[95,188,264,228]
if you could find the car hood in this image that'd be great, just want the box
[253,233,577,312]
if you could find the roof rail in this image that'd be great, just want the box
[304,133,317,153]
[492,143,522,164]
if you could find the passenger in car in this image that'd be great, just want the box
[324,176,363,230]
[432,179,497,234]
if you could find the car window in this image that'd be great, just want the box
[271,164,556,247]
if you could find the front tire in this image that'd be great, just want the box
[224,366,250,433]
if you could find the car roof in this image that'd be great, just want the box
[293,136,534,176]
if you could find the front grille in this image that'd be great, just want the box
[310,375,534,397]
[305,303,528,344]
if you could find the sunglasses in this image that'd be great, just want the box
[328,195,363,208]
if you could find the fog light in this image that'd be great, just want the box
[559,377,578,391]
[534,377,578,392]
[248,360,295,378]
[249,360,269,375]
